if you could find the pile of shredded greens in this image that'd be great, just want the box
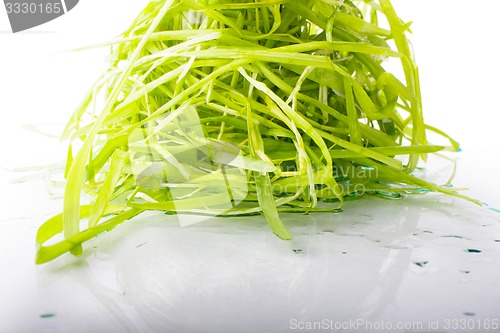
[36,0,473,264]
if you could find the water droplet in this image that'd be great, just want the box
[345,191,363,199]
[40,313,56,319]
[413,261,429,267]
[374,190,403,200]
[409,188,431,194]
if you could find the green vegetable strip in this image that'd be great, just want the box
[246,96,292,240]
[88,149,128,228]
[36,205,142,264]
[379,0,426,170]
[344,78,362,146]
[63,0,177,255]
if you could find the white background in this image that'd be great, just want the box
[1,1,500,333]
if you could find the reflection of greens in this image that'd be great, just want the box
[36,0,473,264]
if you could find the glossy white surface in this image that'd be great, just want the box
[1,1,500,332]
[1,173,500,332]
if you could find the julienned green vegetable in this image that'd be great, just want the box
[35,0,474,264]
